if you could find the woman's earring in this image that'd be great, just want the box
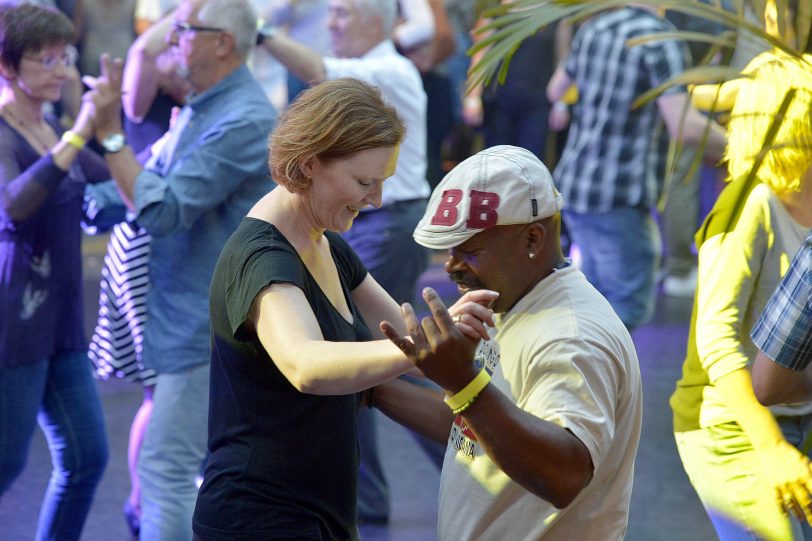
[528,252,535,259]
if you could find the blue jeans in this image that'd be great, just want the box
[343,199,436,520]
[483,88,550,160]
[0,350,109,541]
[445,30,472,123]
[563,207,660,329]
[138,363,209,541]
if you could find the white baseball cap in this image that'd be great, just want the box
[413,145,564,250]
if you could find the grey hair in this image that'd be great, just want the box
[355,0,397,36]
[198,0,257,60]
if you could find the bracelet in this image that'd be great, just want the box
[444,368,490,412]
[61,130,86,150]
[451,393,483,416]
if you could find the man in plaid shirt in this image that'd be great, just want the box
[547,5,726,329]
[752,234,812,405]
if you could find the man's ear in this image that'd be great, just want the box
[525,221,547,256]
[215,31,235,58]
[366,11,387,44]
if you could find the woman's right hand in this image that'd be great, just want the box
[757,439,812,525]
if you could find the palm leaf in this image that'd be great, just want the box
[625,30,737,49]
[631,65,749,109]
[469,0,804,92]
[720,88,798,240]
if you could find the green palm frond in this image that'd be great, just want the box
[720,87,798,239]
[625,30,738,49]
[631,65,748,109]
[469,0,805,91]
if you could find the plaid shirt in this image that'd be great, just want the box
[751,234,812,370]
[554,8,688,214]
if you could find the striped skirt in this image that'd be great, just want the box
[89,222,157,387]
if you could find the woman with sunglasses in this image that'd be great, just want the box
[0,4,110,540]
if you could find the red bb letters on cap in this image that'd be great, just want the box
[431,189,463,226]
[467,190,500,228]
[430,189,500,228]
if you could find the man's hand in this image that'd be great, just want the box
[83,54,126,136]
[403,41,436,73]
[548,102,570,132]
[380,287,482,393]
[757,440,812,525]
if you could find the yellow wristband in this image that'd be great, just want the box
[444,368,490,412]
[61,130,86,150]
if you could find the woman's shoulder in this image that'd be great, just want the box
[235,218,296,253]
[0,114,19,140]
[742,183,776,225]
[219,219,304,284]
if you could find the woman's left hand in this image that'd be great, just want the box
[448,289,498,341]
[757,440,812,525]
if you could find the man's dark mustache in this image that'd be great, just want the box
[449,272,482,290]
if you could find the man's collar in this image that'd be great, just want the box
[186,64,251,108]
[357,39,396,60]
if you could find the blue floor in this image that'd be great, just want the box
[0,240,717,540]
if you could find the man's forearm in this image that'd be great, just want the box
[658,92,727,161]
[104,147,143,212]
[459,384,593,509]
[546,65,572,103]
[753,350,812,405]
[261,31,326,84]
[682,107,727,162]
[373,378,453,444]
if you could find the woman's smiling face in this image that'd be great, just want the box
[303,145,399,232]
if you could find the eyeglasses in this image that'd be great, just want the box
[22,45,77,70]
[172,21,225,35]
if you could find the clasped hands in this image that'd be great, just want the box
[72,54,126,143]
[380,287,497,395]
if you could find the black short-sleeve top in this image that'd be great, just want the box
[194,218,372,541]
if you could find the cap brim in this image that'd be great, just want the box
[413,228,478,250]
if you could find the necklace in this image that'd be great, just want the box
[0,106,54,154]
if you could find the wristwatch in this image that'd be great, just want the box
[101,132,127,155]
[256,24,278,46]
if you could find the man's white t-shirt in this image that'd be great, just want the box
[439,265,642,541]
